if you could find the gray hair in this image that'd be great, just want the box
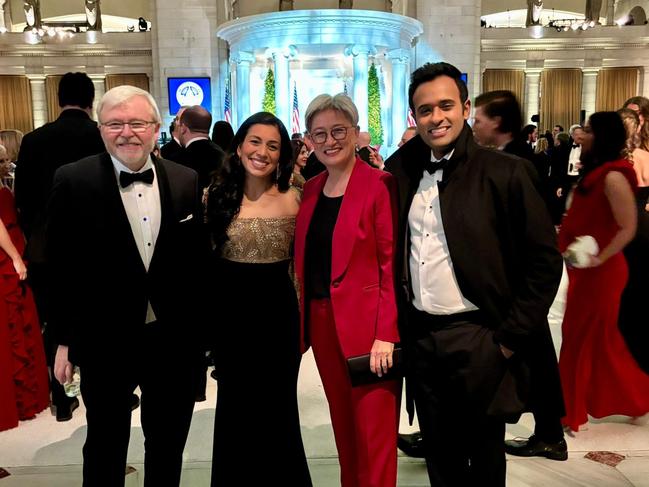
[97,85,161,124]
[569,124,583,135]
[305,93,359,132]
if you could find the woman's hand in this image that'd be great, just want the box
[370,339,394,377]
[12,256,27,280]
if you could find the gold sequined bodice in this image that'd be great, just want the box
[221,216,296,264]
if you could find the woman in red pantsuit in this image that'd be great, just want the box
[295,93,400,487]
[558,111,649,432]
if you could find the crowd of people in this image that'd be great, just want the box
[0,64,648,487]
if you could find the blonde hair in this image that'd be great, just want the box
[305,93,359,132]
[618,108,641,161]
[97,85,161,124]
[0,129,24,161]
[534,137,548,154]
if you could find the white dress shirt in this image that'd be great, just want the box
[567,145,581,176]
[408,149,478,315]
[111,155,161,323]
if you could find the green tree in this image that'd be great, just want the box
[262,68,276,115]
[367,63,383,146]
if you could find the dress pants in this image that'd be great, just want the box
[309,299,399,487]
[79,322,197,487]
[409,309,506,487]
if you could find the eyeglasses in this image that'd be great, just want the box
[309,126,354,144]
[101,121,157,133]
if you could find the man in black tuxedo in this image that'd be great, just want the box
[473,90,567,461]
[14,72,105,422]
[49,86,208,487]
[385,63,562,486]
[174,105,225,189]
[548,124,584,224]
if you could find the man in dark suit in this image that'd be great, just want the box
[174,105,225,189]
[49,86,208,487]
[473,90,567,461]
[14,71,105,422]
[160,106,187,161]
[548,124,584,224]
[385,62,562,486]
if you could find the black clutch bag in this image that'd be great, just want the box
[346,347,403,387]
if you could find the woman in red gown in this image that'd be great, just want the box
[0,145,49,432]
[558,111,649,432]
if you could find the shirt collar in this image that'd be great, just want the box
[430,148,454,163]
[185,135,209,147]
[110,154,154,179]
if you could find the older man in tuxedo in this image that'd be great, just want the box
[49,86,208,487]
[385,62,562,486]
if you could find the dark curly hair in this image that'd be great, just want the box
[408,62,468,112]
[206,112,293,250]
[579,111,626,179]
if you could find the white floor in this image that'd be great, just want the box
[2,267,649,486]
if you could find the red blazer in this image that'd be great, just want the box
[294,159,400,358]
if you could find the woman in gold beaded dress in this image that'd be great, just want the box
[205,112,311,486]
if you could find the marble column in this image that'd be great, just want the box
[89,74,105,121]
[0,0,7,32]
[641,66,649,98]
[268,46,296,134]
[387,48,409,147]
[346,44,375,131]
[27,74,46,129]
[581,68,599,123]
[232,51,254,129]
[524,68,541,125]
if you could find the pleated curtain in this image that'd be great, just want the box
[105,74,150,92]
[482,69,526,107]
[595,68,639,112]
[0,76,34,134]
[46,75,63,123]
[540,69,582,132]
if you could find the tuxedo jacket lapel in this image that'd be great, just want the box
[149,156,172,273]
[331,160,369,283]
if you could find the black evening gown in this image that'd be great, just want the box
[619,186,649,374]
[210,216,312,486]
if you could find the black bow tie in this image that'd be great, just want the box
[572,144,579,149]
[119,169,154,188]
[424,158,448,175]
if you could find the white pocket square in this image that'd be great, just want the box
[179,214,193,223]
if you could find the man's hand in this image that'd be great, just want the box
[54,345,73,385]
[370,339,395,377]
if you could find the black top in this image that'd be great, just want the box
[305,192,344,299]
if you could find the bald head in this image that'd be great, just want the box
[178,105,212,146]
[358,131,371,148]
[399,126,417,147]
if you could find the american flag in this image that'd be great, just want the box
[224,77,232,124]
[291,82,300,134]
[407,108,416,128]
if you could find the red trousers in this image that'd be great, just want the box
[309,299,399,487]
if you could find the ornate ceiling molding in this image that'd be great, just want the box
[217,9,423,53]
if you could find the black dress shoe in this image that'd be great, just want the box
[397,432,426,458]
[504,435,568,461]
[56,397,79,422]
[130,394,140,411]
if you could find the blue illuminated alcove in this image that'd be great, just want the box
[217,9,423,150]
